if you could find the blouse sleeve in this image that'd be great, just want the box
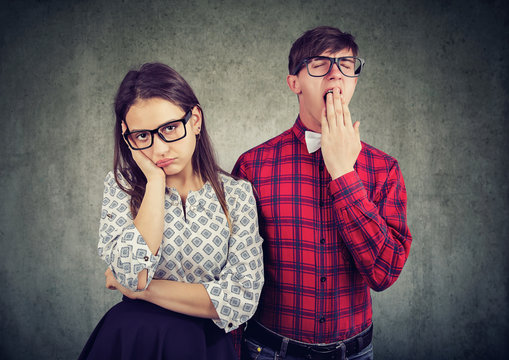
[97,172,161,291]
[202,178,264,333]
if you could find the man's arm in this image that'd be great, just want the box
[322,88,411,291]
[330,163,412,291]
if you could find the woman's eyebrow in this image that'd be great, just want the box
[128,116,186,132]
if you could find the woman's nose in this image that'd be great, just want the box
[152,134,170,154]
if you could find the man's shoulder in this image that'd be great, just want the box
[359,141,400,172]
[237,128,293,160]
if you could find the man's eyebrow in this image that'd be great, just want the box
[339,57,356,63]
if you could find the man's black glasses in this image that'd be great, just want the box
[292,56,365,77]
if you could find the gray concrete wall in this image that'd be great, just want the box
[1,0,507,359]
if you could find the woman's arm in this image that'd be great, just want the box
[105,178,264,331]
[131,177,165,290]
[200,179,264,332]
[140,279,219,319]
[99,171,164,291]
[105,269,218,319]
[129,147,166,256]
[101,130,169,290]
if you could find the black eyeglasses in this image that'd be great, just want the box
[292,56,365,77]
[123,110,192,150]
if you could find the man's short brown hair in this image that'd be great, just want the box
[288,26,359,75]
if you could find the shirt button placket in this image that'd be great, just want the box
[317,155,327,338]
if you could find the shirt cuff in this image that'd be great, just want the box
[329,171,368,208]
[202,282,240,333]
[113,224,160,291]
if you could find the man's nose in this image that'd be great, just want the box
[327,61,343,80]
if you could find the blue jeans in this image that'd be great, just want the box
[242,336,374,360]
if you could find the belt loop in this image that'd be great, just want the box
[276,337,289,359]
[339,342,346,360]
[357,333,363,353]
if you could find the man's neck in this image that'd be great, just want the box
[299,111,322,133]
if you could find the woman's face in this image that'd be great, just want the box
[124,97,202,180]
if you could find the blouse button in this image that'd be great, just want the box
[320,276,327,283]
[319,317,325,323]
[228,323,233,328]
[143,256,149,261]
[214,276,220,281]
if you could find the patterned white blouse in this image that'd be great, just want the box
[98,171,264,332]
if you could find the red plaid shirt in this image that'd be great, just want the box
[231,116,412,344]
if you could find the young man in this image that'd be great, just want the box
[232,26,412,359]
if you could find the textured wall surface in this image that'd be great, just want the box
[1,0,508,359]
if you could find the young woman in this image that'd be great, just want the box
[79,63,264,360]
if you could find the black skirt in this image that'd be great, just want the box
[79,296,237,360]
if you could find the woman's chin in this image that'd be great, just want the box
[162,165,180,177]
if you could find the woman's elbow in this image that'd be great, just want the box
[136,269,148,290]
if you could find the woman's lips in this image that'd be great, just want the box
[156,158,174,167]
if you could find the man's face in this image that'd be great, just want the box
[288,48,358,132]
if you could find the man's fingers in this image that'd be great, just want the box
[342,95,353,128]
[320,108,329,135]
[354,121,361,138]
[326,91,337,131]
[333,88,343,128]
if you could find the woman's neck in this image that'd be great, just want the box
[166,170,204,202]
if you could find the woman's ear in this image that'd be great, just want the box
[190,106,203,135]
[287,74,301,94]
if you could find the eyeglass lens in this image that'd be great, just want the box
[127,120,187,149]
[307,57,362,77]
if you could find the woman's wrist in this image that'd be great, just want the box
[145,176,166,190]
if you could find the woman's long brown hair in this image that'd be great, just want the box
[113,63,232,230]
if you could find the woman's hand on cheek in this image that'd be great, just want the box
[130,148,165,184]
[121,123,165,184]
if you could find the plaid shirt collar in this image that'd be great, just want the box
[291,115,308,147]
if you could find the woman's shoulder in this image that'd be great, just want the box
[219,173,253,195]
[103,170,130,190]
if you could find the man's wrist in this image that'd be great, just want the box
[330,167,355,180]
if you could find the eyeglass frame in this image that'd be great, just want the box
[123,109,193,150]
[291,56,365,77]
